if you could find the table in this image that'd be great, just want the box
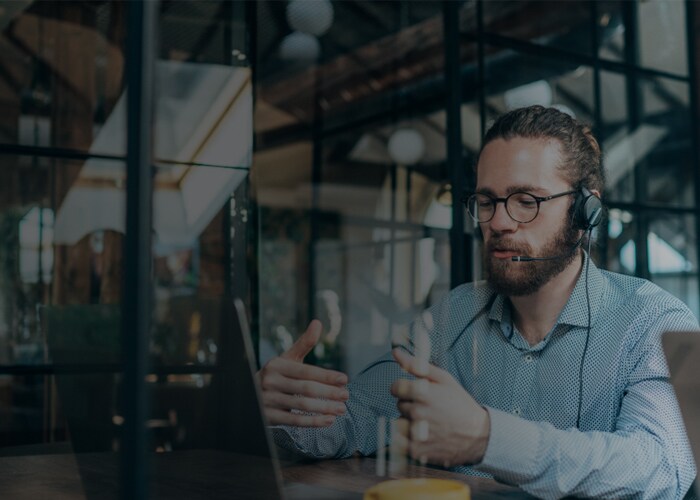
[0,450,532,499]
[283,456,532,499]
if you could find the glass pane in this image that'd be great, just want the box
[0,2,127,155]
[637,0,688,76]
[0,156,126,368]
[601,73,693,208]
[255,0,445,132]
[648,213,698,316]
[482,1,592,55]
[641,77,693,207]
[152,163,250,367]
[600,70,633,203]
[255,0,453,374]
[258,219,451,375]
[0,155,125,499]
[603,208,637,276]
[316,227,450,377]
[596,1,688,76]
[483,51,594,125]
[317,119,447,224]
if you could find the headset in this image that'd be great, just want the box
[571,186,604,231]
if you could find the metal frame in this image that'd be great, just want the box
[444,0,468,287]
[121,1,158,498]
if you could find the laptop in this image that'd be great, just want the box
[662,331,700,499]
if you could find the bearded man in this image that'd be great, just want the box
[258,106,698,499]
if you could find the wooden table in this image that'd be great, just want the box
[0,450,532,499]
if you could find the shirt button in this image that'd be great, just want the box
[524,354,534,363]
[512,408,521,416]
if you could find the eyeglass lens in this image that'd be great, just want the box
[467,193,539,223]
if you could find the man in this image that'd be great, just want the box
[258,106,698,498]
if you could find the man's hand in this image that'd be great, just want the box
[258,320,349,427]
[390,348,490,467]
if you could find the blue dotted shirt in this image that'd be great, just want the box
[274,255,699,499]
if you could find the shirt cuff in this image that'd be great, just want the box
[474,406,542,482]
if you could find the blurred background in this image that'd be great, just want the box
[0,0,698,493]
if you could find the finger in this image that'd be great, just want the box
[265,374,350,401]
[390,378,429,403]
[392,348,451,384]
[271,357,347,386]
[412,419,429,442]
[263,391,347,416]
[396,400,428,421]
[282,320,322,362]
[265,408,335,428]
[390,378,411,400]
[396,400,412,417]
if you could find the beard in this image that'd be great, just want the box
[484,218,581,297]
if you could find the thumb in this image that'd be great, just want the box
[282,319,322,362]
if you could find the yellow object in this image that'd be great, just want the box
[363,478,471,500]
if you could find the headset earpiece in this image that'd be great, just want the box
[573,187,603,230]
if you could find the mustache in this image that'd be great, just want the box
[486,238,530,253]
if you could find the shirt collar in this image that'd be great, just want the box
[557,252,605,328]
[487,252,606,332]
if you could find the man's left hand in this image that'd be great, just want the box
[390,348,490,468]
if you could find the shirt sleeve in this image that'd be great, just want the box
[271,352,404,459]
[475,308,698,500]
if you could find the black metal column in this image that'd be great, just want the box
[622,0,649,280]
[444,0,468,287]
[121,1,157,498]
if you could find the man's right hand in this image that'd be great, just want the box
[258,319,349,427]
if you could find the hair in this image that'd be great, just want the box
[478,105,605,194]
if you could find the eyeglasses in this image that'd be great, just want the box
[464,190,576,224]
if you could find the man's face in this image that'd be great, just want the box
[475,137,580,296]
